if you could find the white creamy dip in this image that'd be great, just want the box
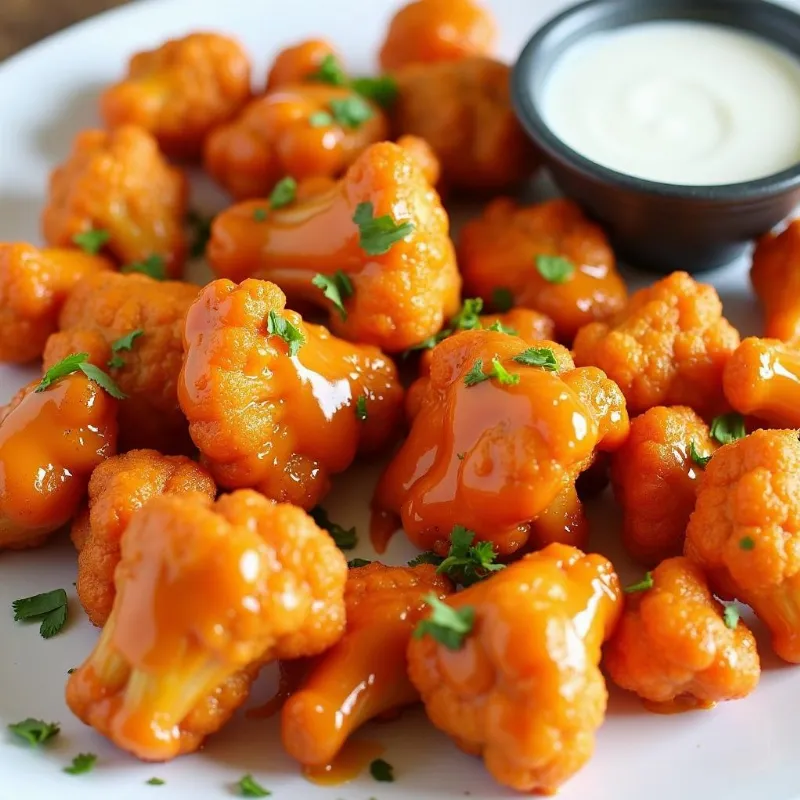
[541,21,800,186]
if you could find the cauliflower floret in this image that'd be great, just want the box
[282,562,453,766]
[100,33,252,159]
[685,429,800,663]
[0,374,118,550]
[605,557,760,708]
[204,84,388,200]
[611,406,717,566]
[459,198,627,341]
[207,141,460,352]
[751,221,800,343]
[42,271,198,454]
[373,329,629,556]
[573,271,740,417]
[391,57,537,192]
[723,337,800,427]
[379,0,496,71]
[396,134,442,187]
[266,39,341,90]
[66,490,347,761]
[179,278,404,509]
[75,449,216,627]
[0,243,112,364]
[408,543,621,795]
[42,126,188,277]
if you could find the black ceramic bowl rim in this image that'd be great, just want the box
[512,0,800,203]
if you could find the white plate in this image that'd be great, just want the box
[1,0,799,798]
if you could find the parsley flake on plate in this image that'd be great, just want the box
[535,254,576,284]
[408,551,443,568]
[63,752,97,775]
[12,588,69,638]
[266,310,305,357]
[237,773,271,797]
[351,75,398,108]
[310,506,358,550]
[269,176,297,209]
[414,594,475,651]
[71,228,110,255]
[370,757,395,782]
[121,254,167,280]
[353,201,414,256]
[312,270,354,320]
[7,718,60,746]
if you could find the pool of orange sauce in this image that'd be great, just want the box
[303,738,385,786]
[642,696,716,715]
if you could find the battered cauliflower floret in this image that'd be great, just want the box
[0,243,112,364]
[751,220,800,343]
[266,39,340,90]
[204,84,388,200]
[42,126,188,277]
[179,278,404,509]
[75,450,216,628]
[611,406,717,566]
[606,557,760,707]
[66,490,347,761]
[573,271,740,417]
[43,271,198,454]
[373,329,629,556]
[723,337,800,427]
[282,562,453,766]
[379,0,497,71]
[459,198,628,341]
[685,429,800,663]
[101,33,252,159]
[396,134,442,186]
[0,374,118,550]
[408,544,622,795]
[391,57,538,192]
[208,141,460,352]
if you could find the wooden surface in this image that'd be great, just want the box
[1,0,129,60]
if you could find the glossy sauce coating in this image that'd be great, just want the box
[266,39,340,90]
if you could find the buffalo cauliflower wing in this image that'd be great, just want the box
[74,449,216,627]
[266,39,341,90]
[459,198,627,341]
[207,141,460,352]
[407,543,622,795]
[605,557,760,708]
[573,271,740,416]
[179,278,403,509]
[101,32,252,159]
[66,490,347,761]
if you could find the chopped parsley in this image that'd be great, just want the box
[266,310,305,357]
[490,358,520,385]
[146,777,165,785]
[513,347,558,371]
[309,53,348,86]
[740,536,756,551]
[310,506,358,550]
[237,774,271,797]
[353,201,413,255]
[450,298,484,331]
[63,753,96,775]
[347,558,372,569]
[624,573,654,594]
[355,395,368,421]
[464,359,491,387]
[107,329,143,370]
[253,207,268,222]
[370,758,395,782]
[408,552,444,568]
[121,254,166,280]
[269,176,297,209]
[329,94,374,129]
[72,228,110,255]
[436,526,504,587]
[486,319,517,335]
[723,605,740,630]
[689,441,712,469]
[12,588,69,639]
[491,287,514,312]
[414,594,475,651]
[351,75,398,108]
[7,718,60,746]
[312,271,354,320]
[710,413,746,446]
[187,210,213,258]
[463,358,519,387]
[308,111,334,127]
[535,254,575,284]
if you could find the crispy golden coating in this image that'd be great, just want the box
[42,126,188,277]
[605,557,760,707]
[573,271,740,417]
[685,429,800,663]
[459,198,628,341]
[282,563,453,766]
[43,272,198,454]
[0,376,118,550]
[101,33,252,159]
[396,134,442,186]
[66,490,347,761]
[407,544,622,795]
[379,0,497,71]
[611,406,717,566]
[0,243,112,364]
[266,39,340,90]
[75,450,216,627]
[204,84,388,200]
[392,57,537,191]
[208,141,460,352]
[179,278,404,509]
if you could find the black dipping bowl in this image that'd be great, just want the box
[512,0,800,273]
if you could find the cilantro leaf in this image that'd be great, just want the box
[624,573,654,594]
[309,111,334,127]
[64,753,96,775]
[353,201,414,256]
[310,506,358,550]
[237,774,271,797]
[187,210,213,259]
[329,94,374,128]
[740,536,756,551]
[121,254,166,280]
[710,413,746,445]
[312,271,354,320]
[269,176,297,209]
[464,358,519,387]
[79,363,128,399]
[107,329,143,370]
[408,552,443,567]
[7,718,60,746]
[485,319,517,335]
[436,526,504,587]
[490,357,519,386]
[266,310,305,357]
[689,441,712,469]
[723,605,740,630]
[309,53,348,86]
[253,207,268,222]
[36,352,88,392]
[450,298,484,331]
[513,347,558,371]
[370,758,395,782]
[39,604,69,639]
[355,395,368,421]
[414,594,475,651]
[351,75,398,108]
[72,229,110,255]
[146,777,165,785]
[347,558,372,568]
[464,359,490,387]
[13,588,69,638]
[536,254,576,284]
[491,287,514,312]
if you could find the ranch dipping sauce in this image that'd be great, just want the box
[541,21,800,186]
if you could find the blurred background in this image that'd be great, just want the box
[1,0,127,60]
